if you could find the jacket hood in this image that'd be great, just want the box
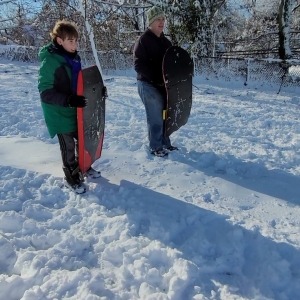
[38,42,78,61]
[38,43,52,61]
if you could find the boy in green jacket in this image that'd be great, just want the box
[38,20,100,194]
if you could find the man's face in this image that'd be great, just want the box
[57,36,78,53]
[149,17,165,36]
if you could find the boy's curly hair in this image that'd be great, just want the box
[50,20,79,41]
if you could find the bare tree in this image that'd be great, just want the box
[278,0,293,59]
[0,0,44,45]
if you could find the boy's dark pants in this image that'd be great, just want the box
[57,131,82,184]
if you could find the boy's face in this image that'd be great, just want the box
[57,36,78,53]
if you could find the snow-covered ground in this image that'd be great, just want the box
[0,59,300,299]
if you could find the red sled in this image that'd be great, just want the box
[77,65,106,174]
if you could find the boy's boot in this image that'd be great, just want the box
[63,166,85,194]
[86,168,101,179]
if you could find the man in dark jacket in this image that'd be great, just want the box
[133,6,177,157]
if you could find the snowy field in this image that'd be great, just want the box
[0,59,300,299]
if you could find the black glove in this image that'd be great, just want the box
[67,95,87,108]
[102,86,108,99]
[152,81,165,88]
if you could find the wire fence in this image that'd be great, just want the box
[1,45,300,91]
[195,57,300,88]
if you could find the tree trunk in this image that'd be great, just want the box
[278,0,293,59]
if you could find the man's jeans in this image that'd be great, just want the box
[137,80,171,150]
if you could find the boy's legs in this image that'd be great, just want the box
[57,132,83,185]
[57,131,78,169]
[137,81,171,150]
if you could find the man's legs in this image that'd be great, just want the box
[137,81,171,151]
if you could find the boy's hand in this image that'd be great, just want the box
[67,95,87,108]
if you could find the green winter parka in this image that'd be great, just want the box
[38,43,78,138]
